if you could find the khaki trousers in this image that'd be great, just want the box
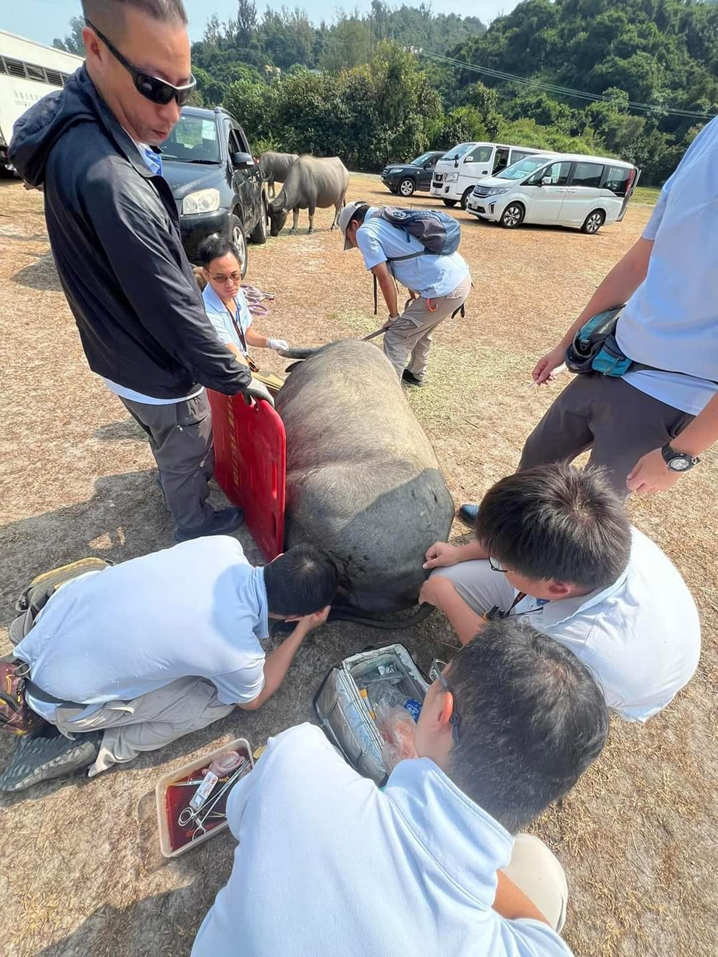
[383,274,472,380]
[53,677,234,777]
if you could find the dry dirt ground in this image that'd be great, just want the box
[1,173,716,957]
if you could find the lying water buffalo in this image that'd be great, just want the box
[269,155,349,236]
[275,340,454,614]
[258,150,298,198]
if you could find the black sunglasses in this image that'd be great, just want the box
[86,19,196,106]
[437,668,461,744]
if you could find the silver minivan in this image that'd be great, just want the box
[465,153,640,233]
[430,142,550,209]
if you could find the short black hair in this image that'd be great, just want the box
[263,545,339,617]
[476,464,631,589]
[82,0,187,34]
[198,235,240,268]
[445,619,609,833]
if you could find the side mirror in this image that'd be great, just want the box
[232,151,255,169]
[541,176,553,186]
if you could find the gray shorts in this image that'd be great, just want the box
[519,376,693,498]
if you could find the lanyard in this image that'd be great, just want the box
[485,591,532,623]
[225,300,248,354]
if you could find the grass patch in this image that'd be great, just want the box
[632,185,661,206]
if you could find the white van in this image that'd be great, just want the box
[430,142,549,209]
[465,152,640,233]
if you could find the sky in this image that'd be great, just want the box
[3,0,518,50]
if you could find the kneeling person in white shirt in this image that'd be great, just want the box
[422,463,700,721]
[191,619,609,957]
[4,537,338,792]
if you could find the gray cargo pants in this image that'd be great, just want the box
[53,678,235,777]
[121,391,215,534]
[383,274,472,381]
[519,375,694,498]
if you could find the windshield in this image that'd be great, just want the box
[162,114,221,164]
[442,142,475,161]
[497,156,552,181]
[410,152,434,166]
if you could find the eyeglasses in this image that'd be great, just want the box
[437,667,461,744]
[489,556,508,573]
[211,272,241,284]
[85,19,196,106]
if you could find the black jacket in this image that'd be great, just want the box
[9,67,250,398]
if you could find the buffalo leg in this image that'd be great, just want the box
[308,206,316,234]
[290,208,299,233]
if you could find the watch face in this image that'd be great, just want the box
[668,456,692,471]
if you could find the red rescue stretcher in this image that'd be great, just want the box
[207,392,286,561]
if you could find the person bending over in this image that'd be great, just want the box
[1,538,338,792]
[339,200,471,386]
[191,620,609,957]
[199,235,290,377]
[422,464,700,722]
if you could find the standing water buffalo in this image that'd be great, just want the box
[275,340,454,614]
[269,156,349,236]
[258,150,298,198]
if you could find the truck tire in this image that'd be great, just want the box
[228,214,249,278]
[250,197,268,245]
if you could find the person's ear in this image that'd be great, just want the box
[547,580,572,598]
[437,688,455,731]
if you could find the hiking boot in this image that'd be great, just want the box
[402,370,424,387]
[458,504,480,527]
[175,506,244,544]
[0,730,102,792]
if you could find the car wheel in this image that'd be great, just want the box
[582,209,605,234]
[228,214,248,278]
[500,203,524,229]
[460,188,474,210]
[250,197,268,245]
[442,198,457,207]
[398,178,415,197]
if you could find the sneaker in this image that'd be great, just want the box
[175,506,244,543]
[458,504,479,526]
[402,370,424,387]
[0,730,102,792]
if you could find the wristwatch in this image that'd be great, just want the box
[661,443,700,472]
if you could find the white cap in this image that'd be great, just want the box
[339,201,366,250]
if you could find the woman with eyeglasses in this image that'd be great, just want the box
[9,0,254,543]
[198,236,290,398]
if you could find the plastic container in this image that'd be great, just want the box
[156,737,253,859]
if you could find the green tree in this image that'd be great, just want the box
[53,16,85,56]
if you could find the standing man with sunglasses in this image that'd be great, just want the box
[10,0,251,542]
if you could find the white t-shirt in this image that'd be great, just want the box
[16,537,267,715]
[617,117,718,414]
[191,724,572,957]
[512,528,700,721]
[356,207,470,299]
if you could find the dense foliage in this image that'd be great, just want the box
[53,0,718,184]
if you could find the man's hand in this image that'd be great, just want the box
[382,314,399,331]
[419,575,455,608]
[293,606,331,634]
[532,345,566,385]
[423,541,463,570]
[626,448,681,494]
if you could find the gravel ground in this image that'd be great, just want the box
[0,173,716,957]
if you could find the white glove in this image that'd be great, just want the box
[267,338,289,352]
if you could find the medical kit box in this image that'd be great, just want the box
[315,644,429,785]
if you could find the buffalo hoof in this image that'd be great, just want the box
[289,228,296,234]
[308,227,314,234]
